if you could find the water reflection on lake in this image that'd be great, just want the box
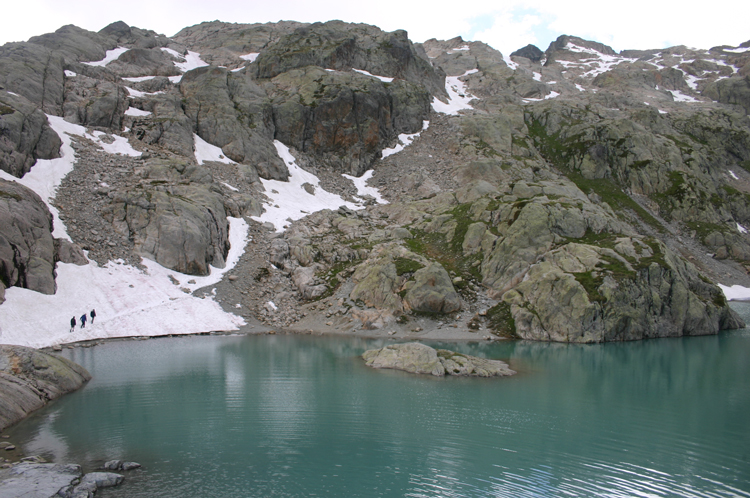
[7,304,750,497]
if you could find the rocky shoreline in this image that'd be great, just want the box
[0,457,139,498]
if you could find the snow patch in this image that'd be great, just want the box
[82,47,129,67]
[719,284,750,301]
[352,69,394,82]
[175,51,209,72]
[532,72,542,81]
[503,55,519,70]
[560,43,637,78]
[342,170,388,205]
[64,70,76,77]
[125,87,163,98]
[523,91,560,103]
[670,90,700,103]
[124,107,151,117]
[737,223,747,234]
[88,131,141,157]
[724,46,750,54]
[381,120,429,158]
[575,83,586,92]
[122,76,156,83]
[432,69,478,115]
[222,182,239,192]
[168,75,183,84]
[240,52,259,62]
[0,218,249,348]
[729,170,740,180]
[194,134,236,165]
[251,141,360,232]
[161,48,209,73]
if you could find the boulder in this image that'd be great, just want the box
[0,462,82,498]
[404,263,461,314]
[362,343,515,377]
[0,345,91,430]
[362,343,444,376]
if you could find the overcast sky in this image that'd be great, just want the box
[3,0,749,57]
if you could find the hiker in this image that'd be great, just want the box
[90,309,96,324]
[80,313,87,329]
[70,317,76,333]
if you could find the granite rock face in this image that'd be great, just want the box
[362,343,515,377]
[0,180,57,302]
[0,345,91,430]
[101,159,231,276]
[0,92,62,178]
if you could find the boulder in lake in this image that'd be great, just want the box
[362,343,515,377]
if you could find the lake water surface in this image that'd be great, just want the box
[7,304,750,497]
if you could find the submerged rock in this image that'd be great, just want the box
[362,343,515,377]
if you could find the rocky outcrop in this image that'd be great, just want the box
[502,241,744,342]
[0,345,91,430]
[0,462,126,498]
[404,263,460,313]
[511,44,544,62]
[102,160,230,276]
[266,65,432,175]
[0,92,62,177]
[704,75,750,115]
[180,65,285,180]
[0,180,57,302]
[255,20,446,97]
[362,343,515,377]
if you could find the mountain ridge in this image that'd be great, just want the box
[1,20,749,345]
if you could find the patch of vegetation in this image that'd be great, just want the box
[684,221,730,241]
[404,226,482,295]
[475,139,500,157]
[526,116,665,232]
[485,302,517,338]
[630,159,652,169]
[0,104,15,115]
[253,267,270,281]
[315,260,358,301]
[394,257,423,276]
[574,271,606,303]
[437,350,467,361]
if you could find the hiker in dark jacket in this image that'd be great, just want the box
[90,309,96,324]
[80,313,87,328]
[70,317,76,333]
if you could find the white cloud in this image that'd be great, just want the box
[2,0,749,66]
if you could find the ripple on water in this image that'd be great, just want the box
[5,331,750,498]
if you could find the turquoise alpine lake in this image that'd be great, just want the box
[6,304,750,497]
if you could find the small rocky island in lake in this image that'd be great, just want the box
[362,343,515,377]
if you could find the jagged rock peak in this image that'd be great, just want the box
[511,44,544,62]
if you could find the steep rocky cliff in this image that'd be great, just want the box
[1,20,748,343]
